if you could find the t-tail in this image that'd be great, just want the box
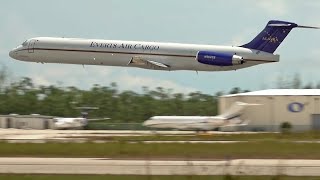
[241,20,319,53]
[216,102,261,120]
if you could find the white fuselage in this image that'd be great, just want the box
[143,116,242,130]
[142,102,256,130]
[9,37,279,71]
[53,117,87,129]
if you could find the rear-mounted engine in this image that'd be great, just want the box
[197,51,245,66]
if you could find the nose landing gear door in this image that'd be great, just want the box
[27,39,37,53]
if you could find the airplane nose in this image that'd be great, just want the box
[142,120,154,127]
[142,120,150,126]
[9,49,17,59]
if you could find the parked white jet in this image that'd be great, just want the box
[9,20,318,71]
[143,102,258,131]
[53,117,88,130]
[53,117,109,130]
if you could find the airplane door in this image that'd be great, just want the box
[27,40,37,53]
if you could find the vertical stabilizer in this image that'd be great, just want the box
[241,20,319,53]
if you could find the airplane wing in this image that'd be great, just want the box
[86,117,110,121]
[128,56,170,69]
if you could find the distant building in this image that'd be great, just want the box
[0,114,55,129]
[219,89,320,132]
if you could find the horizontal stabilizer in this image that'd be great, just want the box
[297,25,320,29]
[268,23,295,27]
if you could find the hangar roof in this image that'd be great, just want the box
[222,89,320,97]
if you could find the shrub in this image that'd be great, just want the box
[280,122,292,133]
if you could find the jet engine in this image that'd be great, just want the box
[197,51,245,66]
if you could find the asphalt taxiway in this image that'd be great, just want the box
[0,158,320,176]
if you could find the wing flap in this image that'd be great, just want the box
[147,60,169,68]
[128,56,170,69]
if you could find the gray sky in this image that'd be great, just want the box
[1,0,320,94]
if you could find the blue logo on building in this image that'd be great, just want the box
[288,102,304,113]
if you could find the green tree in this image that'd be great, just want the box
[292,73,302,89]
[229,87,241,94]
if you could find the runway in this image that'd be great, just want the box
[3,129,320,144]
[0,129,258,137]
[1,158,320,176]
[0,129,197,139]
[1,129,320,144]
[0,129,259,143]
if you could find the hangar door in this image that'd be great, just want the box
[311,114,320,130]
[6,118,12,128]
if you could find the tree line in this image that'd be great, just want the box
[0,65,318,122]
[0,77,223,122]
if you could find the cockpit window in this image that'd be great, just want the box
[22,40,28,46]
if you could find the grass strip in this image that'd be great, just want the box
[1,141,320,159]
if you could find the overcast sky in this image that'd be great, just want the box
[1,0,320,94]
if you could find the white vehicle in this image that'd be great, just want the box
[143,102,258,131]
[9,20,318,72]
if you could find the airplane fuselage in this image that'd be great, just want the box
[143,116,231,130]
[53,117,87,129]
[143,102,255,130]
[10,37,279,71]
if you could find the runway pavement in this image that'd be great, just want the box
[0,158,320,176]
[0,129,259,143]
[0,129,258,137]
[1,129,320,144]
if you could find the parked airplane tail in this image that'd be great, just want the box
[217,101,261,120]
[241,20,319,53]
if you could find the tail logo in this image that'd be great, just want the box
[262,36,279,43]
[262,30,280,44]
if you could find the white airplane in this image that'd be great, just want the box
[52,106,109,130]
[143,102,258,131]
[9,20,318,72]
[53,117,89,130]
[53,117,109,130]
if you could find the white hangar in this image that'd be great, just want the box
[219,89,320,132]
[0,114,55,129]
